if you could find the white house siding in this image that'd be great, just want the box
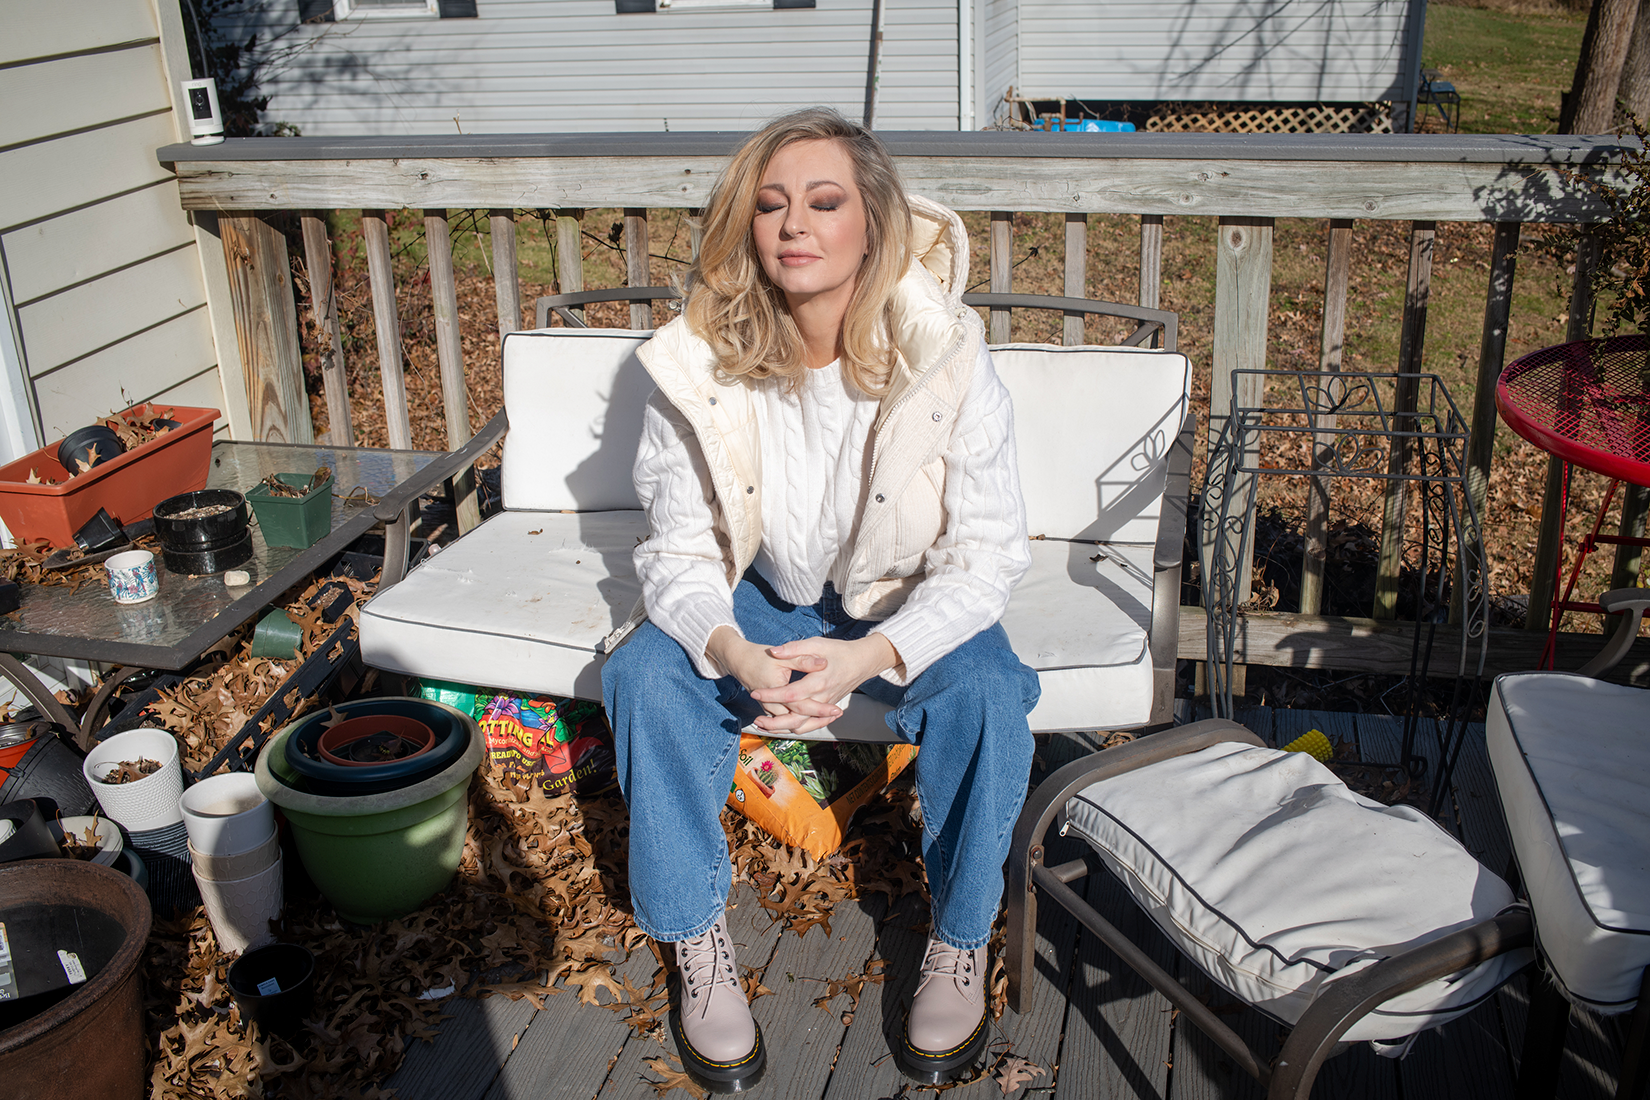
[227,0,962,134]
[0,0,228,447]
[1017,0,1416,104]
[981,0,1017,123]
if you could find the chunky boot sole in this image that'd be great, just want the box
[894,1009,989,1084]
[671,1011,767,1094]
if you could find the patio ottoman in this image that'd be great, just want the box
[1061,739,1530,1045]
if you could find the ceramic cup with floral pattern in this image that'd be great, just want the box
[105,549,159,604]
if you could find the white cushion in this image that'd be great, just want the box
[360,516,1156,737]
[1062,742,1529,1041]
[499,329,653,512]
[1487,672,1650,1014]
[989,343,1190,543]
[496,330,1191,541]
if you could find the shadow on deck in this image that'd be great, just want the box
[384,707,1629,1099]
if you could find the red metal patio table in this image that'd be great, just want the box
[1496,334,1650,667]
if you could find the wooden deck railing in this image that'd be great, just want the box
[155,131,1650,684]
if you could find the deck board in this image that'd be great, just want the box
[752,898,879,1099]
[386,990,539,1100]
[821,892,930,1099]
[1056,864,1175,1099]
[484,935,657,1100]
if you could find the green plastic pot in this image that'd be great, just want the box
[247,473,333,549]
[255,699,482,924]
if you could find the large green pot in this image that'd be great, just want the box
[255,699,483,924]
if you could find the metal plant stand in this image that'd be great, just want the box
[1200,369,1489,812]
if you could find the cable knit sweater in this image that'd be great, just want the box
[627,193,1030,687]
[633,337,1029,686]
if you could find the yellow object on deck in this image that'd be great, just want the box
[1281,728,1334,762]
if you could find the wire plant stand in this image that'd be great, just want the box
[1200,370,1490,813]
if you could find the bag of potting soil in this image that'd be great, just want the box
[726,735,916,859]
[477,693,617,797]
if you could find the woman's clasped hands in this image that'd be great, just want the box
[705,626,898,734]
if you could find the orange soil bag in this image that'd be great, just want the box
[726,735,916,859]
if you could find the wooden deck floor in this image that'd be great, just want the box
[383,709,1629,1100]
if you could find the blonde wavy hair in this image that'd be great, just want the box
[683,107,913,395]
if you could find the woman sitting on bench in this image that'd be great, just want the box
[601,106,1039,1092]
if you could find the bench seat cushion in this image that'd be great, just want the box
[1062,742,1529,1041]
[1487,672,1650,1014]
[360,510,1156,737]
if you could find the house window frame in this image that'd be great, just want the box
[618,0,814,11]
[332,0,442,19]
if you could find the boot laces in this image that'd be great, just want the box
[677,919,740,1005]
[916,938,976,993]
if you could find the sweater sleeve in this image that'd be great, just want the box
[872,339,1031,685]
[632,389,742,679]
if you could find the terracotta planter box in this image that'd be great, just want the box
[0,406,219,548]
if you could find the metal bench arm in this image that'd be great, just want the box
[1147,411,1198,726]
[372,408,509,588]
[1577,586,1650,677]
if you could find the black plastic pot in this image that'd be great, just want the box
[56,425,124,475]
[227,943,314,1037]
[0,799,60,863]
[152,490,250,551]
[0,724,95,817]
[72,509,126,554]
[161,529,253,576]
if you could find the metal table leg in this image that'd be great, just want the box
[0,651,82,733]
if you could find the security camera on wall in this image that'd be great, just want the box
[181,78,225,145]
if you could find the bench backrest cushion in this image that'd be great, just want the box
[501,329,1190,542]
[989,343,1189,544]
[501,329,652,512]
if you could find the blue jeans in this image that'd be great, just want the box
[602,575,1039,949]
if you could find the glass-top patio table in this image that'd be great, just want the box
[0,439,451,731]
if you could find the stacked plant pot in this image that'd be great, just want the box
[255,698,482,924]
[181,772,281,954]
[151,489,252,575]
[82,729,191,908]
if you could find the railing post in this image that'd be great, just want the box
[989,210,1012,343]
[425,209,480,534]
[555,209,585,325]
[624,207,650,329]
[362,210,413,451]
[298,213,353,448]
[218,213,314,446]
[1139,214,1163,311]
[1530,226,1599,631]
[424,209,470,451]
[1301,219,1354,616]
[1063,212,1086,345]
[1465,221,1522,594]
[490,209,521,341]
[689,208,704,262]
[1206,216,1274,698]
[1373,221,1436,619]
